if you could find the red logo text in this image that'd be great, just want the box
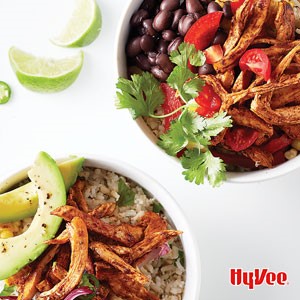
[230,268,288,290]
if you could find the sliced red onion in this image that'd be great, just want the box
[159,243,171,256]
[137,243,171,266]
[0,297,18,299]
[64,286,93,300]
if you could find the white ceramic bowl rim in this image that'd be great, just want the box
[115,0,300,184]
[0,154,201,300]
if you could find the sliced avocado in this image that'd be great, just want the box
[0,156,84,223]
[0,151,66,280]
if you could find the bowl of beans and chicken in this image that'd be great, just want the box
[116,0,300,186]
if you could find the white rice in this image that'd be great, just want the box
[79,167,186,300]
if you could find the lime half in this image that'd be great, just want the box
[9,47,84,93]
[51,0,102,47]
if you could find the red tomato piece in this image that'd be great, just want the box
[224,126,259,152]
[211,149,256,169]
[203,45,224,64]
[195,84,221,118]
[184,12,223,50]
[160,83,183,131]
[230,0,245,14]
[239,49,271,81]
[273,150,287,166]
[261,134,292,154]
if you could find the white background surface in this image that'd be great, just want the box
[0,1,299,299]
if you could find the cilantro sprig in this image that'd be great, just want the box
[116,72,164,119]
[115,42,232,187]
[117,178,135,207]
[158,110,231,187]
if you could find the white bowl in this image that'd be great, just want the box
[0,154,201,300]
[115,0,300,184]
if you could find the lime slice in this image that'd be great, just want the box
[9,47,84,93]
[51,0,102,47]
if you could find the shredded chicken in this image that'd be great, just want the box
[7,179,183,300]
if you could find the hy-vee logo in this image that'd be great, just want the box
[230,268,288,290]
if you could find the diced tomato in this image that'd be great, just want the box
[261,134,292,154]
[230,0,253,14]
[184,12,223,51]
[239,49,271,81]
[273,150,287,166]
[176,148,186,158]
[203,45,224,64]
[195,84,221,118]
[224,126,259,152]
[211,149,256,169]
[160,83,183,131]
[230,0,245,14]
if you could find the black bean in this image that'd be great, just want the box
[200,0,213,4]
[140,35,155,52]
[167,36,183,54]
[186,0,204,13]
[148,52,158,65]
[140,0,157,13]
[212,30,228,45]
[178,14,196,36]
[191,12,202,20]
[130,9,149,27]
[171,9,186,30]
[156,53,174,73]
[157,39,169,53]
[160,0,181,11]
[153,10,173,32]
[223,1,233,18]
[135,54,152,71]
[151,66,169,81]
[136,25,146,36]
[142,19,157,36]
[126,37,142,57]
[207,1,222,13]
[198,63,215,75]
[162,30,177,41]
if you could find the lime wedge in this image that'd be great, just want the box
[9,47,84,93]
[51,0,102,47]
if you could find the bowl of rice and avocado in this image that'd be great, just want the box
[115,0,300,186]
[0,152,200,300]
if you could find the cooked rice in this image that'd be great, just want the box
[1,167,185,299]
[79,167,186,300]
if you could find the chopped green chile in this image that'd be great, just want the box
[0,82,11,104]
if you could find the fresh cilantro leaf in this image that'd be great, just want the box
[117,178,135,207]
[180,109,198,133]
[183,77,205,99]
[116,72,164,119]
[80,273,99,290]
[158,110,231,154]
[158,120,188,156]
[170,42,205,67]
[167,66,195,102]
[167,67,204,102]
[78,273,100,299]
[153,201,164,213]
[178,249,185,266]
[0,284,15,296]
[181,148,226,187]
[193,112,232,140]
